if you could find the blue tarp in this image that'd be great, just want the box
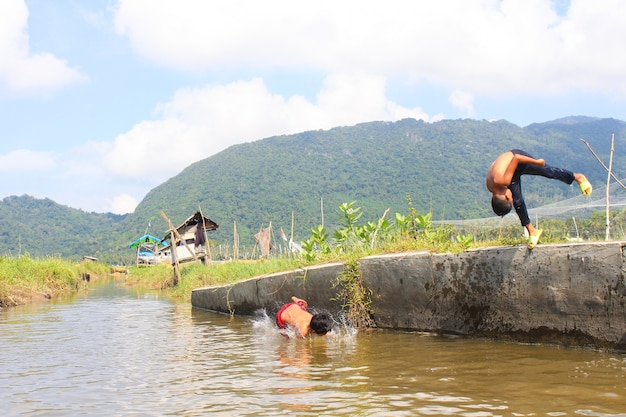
[128,234,166,249]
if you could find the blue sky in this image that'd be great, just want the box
[2,0,626,214]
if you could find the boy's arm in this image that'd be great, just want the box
[291,296,308,307]
[514,154,545,166]
[495,154,545,186]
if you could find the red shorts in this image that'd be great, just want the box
[276,301,307,328]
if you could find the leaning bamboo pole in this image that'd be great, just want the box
[581,138,626,191]
[198,206,213,265]
[160,211,180,284]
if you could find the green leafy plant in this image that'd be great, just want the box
[301,225,332,261]
[333,257,375,329]
[455,233,474,249]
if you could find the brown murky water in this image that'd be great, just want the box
[1,279,624,416]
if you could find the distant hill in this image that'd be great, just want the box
[0,195,128,263]
[2,116,626,263]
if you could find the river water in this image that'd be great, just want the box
[1,279,624,416]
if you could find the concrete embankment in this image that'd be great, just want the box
[191,242,626,351]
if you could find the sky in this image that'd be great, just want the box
[2,0,626,215]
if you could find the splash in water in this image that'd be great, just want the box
[250,308,358,340]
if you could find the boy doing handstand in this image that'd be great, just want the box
[486,149,592,249]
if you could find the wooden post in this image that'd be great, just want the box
[198,206,212,265]
[161,212,199,263]
[606,134,615,241]
[233,221,239,260]
[160,211,180,284]
[269,221,273,257]
[581,138,626,190]
[160,211,200,283]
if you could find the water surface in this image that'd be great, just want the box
[1,279,624,416]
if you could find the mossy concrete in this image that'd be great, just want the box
[191,242,626,351]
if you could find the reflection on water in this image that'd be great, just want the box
[1,279,625,416]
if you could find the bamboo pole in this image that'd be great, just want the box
[606,134,615,241]
[290,210,295,257]
[160,211,200,280]
[251,225,261,259]
[269,221,273,257]
[371,208,390,248]
[160,211,180,284]
[581,138,626,190]
[163,213,199,263]
[233,221,239,260]
[198,206,212,265]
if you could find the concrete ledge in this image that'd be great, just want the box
[191,262,345,316]
[191,242,626,351]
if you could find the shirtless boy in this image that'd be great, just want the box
[276,296,332,338]
[486,149,592,249]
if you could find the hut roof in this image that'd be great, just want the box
[164,211,218,239]
[129,234,166,248]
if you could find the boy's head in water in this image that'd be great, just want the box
[276,296,332,338]
[309,312,332,335]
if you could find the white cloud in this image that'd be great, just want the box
[0,142,143,214]
[449,91,475,118]
[6,0,626,215]
[0,0,87,95]
[0,149,56,172]
[108,193,139,214]
[103,75,433,180]
[113,0,626,97]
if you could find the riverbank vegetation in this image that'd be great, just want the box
[116,203,626,307]
[2,198,621,312]
[0,255,111,308]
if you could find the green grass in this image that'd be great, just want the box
[124,257,319,300]
[0,199,603,310]
[0,254,111,307]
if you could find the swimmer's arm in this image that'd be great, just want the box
[291,296,307,307]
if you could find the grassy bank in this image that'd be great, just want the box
[0,255,111,308]
[1,200,580,309]
[123,257,317,300]
[124,236,474,303]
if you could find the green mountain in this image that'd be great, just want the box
[2,116,626,263]
[0,195,128,263]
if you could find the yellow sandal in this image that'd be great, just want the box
[528,229,543,249]
[578,176,592,196]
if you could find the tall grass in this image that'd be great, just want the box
[124,257,314,300]
[0,254,111,307]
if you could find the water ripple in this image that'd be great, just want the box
[1,280,624,416]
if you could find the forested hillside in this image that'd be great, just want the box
[133,117,625,248]
[0,195,128,263]
[2,116,625,263]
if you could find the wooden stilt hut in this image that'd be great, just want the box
[161,211,219,265]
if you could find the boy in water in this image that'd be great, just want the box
[486,149,592,249]
[276,296,332,338]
